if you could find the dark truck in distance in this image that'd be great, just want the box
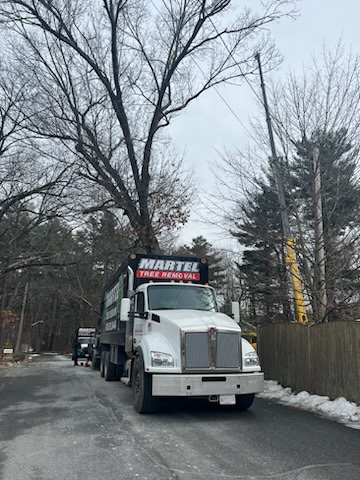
[91,253,264,413]
[72,327,96,365]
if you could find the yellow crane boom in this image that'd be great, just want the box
[285,238,308,325]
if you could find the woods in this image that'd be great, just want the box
[1,0,295,350]
[0,2,359,352]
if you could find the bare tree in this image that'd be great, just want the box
[0,57,73,350]
[218,43,360,322]
[0,0,296,253]
[0,62,54,222]
[0,58,72,271]
[267,43,360,321]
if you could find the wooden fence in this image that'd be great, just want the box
[258,321,360,404]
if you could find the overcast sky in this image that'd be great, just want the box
[168,0,360,249]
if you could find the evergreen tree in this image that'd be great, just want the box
[1,211,133,351]
[175,236,226,290]
[230,129,360,324]
[231,168,291,324]
[292,129,360,319]
[80,211,132,282]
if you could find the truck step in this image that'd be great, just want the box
[120,359,132,385]
[120,372,131,385]
[120,375,131,386]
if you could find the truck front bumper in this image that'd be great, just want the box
[152,372,264,397]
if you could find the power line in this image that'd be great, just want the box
[207,15,272,119]
[149,0,254,137]
[149,0,298,153]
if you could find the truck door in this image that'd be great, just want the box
[133,292,146,348]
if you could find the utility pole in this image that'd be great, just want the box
[313,146,328,321]
[255,53,290,239]
[15,282,29,353]
[255,53,308,325]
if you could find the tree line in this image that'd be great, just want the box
[1,0,295,350]
[0,1,359,351]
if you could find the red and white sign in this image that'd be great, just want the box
[136,270,200,281]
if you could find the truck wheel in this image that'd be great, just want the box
[104,352,115,381]
[100,351,106,378]
[91,351,100,370]
[114,363,124,381]
[114,350,127,380]
[235,393,255,410]
[132,351,158,414]
[92,356,100,370]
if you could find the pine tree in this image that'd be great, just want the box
[175,236,226,290]
[292,129,360,319]
[231,168,291,324]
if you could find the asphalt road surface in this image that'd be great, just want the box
[0,354,359,480]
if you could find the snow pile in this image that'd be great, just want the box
[257,380,360,430]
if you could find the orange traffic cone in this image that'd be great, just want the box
[85,359,89,367]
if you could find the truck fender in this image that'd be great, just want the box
[241,337,257,354]
[136,333,176,370]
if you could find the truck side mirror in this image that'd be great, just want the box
[120,298,131,322]
[231,301,240,324]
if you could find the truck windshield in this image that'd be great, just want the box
[147,285,217,311]
[78,337,93,345]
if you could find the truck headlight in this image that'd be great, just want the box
[244,351,259,366]
[151,351,174,367]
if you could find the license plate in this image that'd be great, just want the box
[220,394,236,405]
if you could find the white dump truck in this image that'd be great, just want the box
[92,253,264,413]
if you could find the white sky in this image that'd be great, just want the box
[169,0,360,249]
[258,380,360,430]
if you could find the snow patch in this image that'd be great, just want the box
[257,380,360,430]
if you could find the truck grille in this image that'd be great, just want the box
[184,331,241,370]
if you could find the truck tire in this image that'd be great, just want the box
[104,352,116,381]
[100,351,106,378]
[92,356,100,370]
[132,351,158,414]
[114,349,127,381]
[114,364,124,381]
[235,393,255,410]
[91,351,100,370]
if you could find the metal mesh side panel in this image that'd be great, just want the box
[216,333,240,368]
[185,332,210,369]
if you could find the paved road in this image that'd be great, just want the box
[0,354,359,480]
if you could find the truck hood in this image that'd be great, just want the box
[151,309,240,331]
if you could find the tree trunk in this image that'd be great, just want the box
[313,147,328,322]
[15,282,29,353]
[139,225,160,254]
